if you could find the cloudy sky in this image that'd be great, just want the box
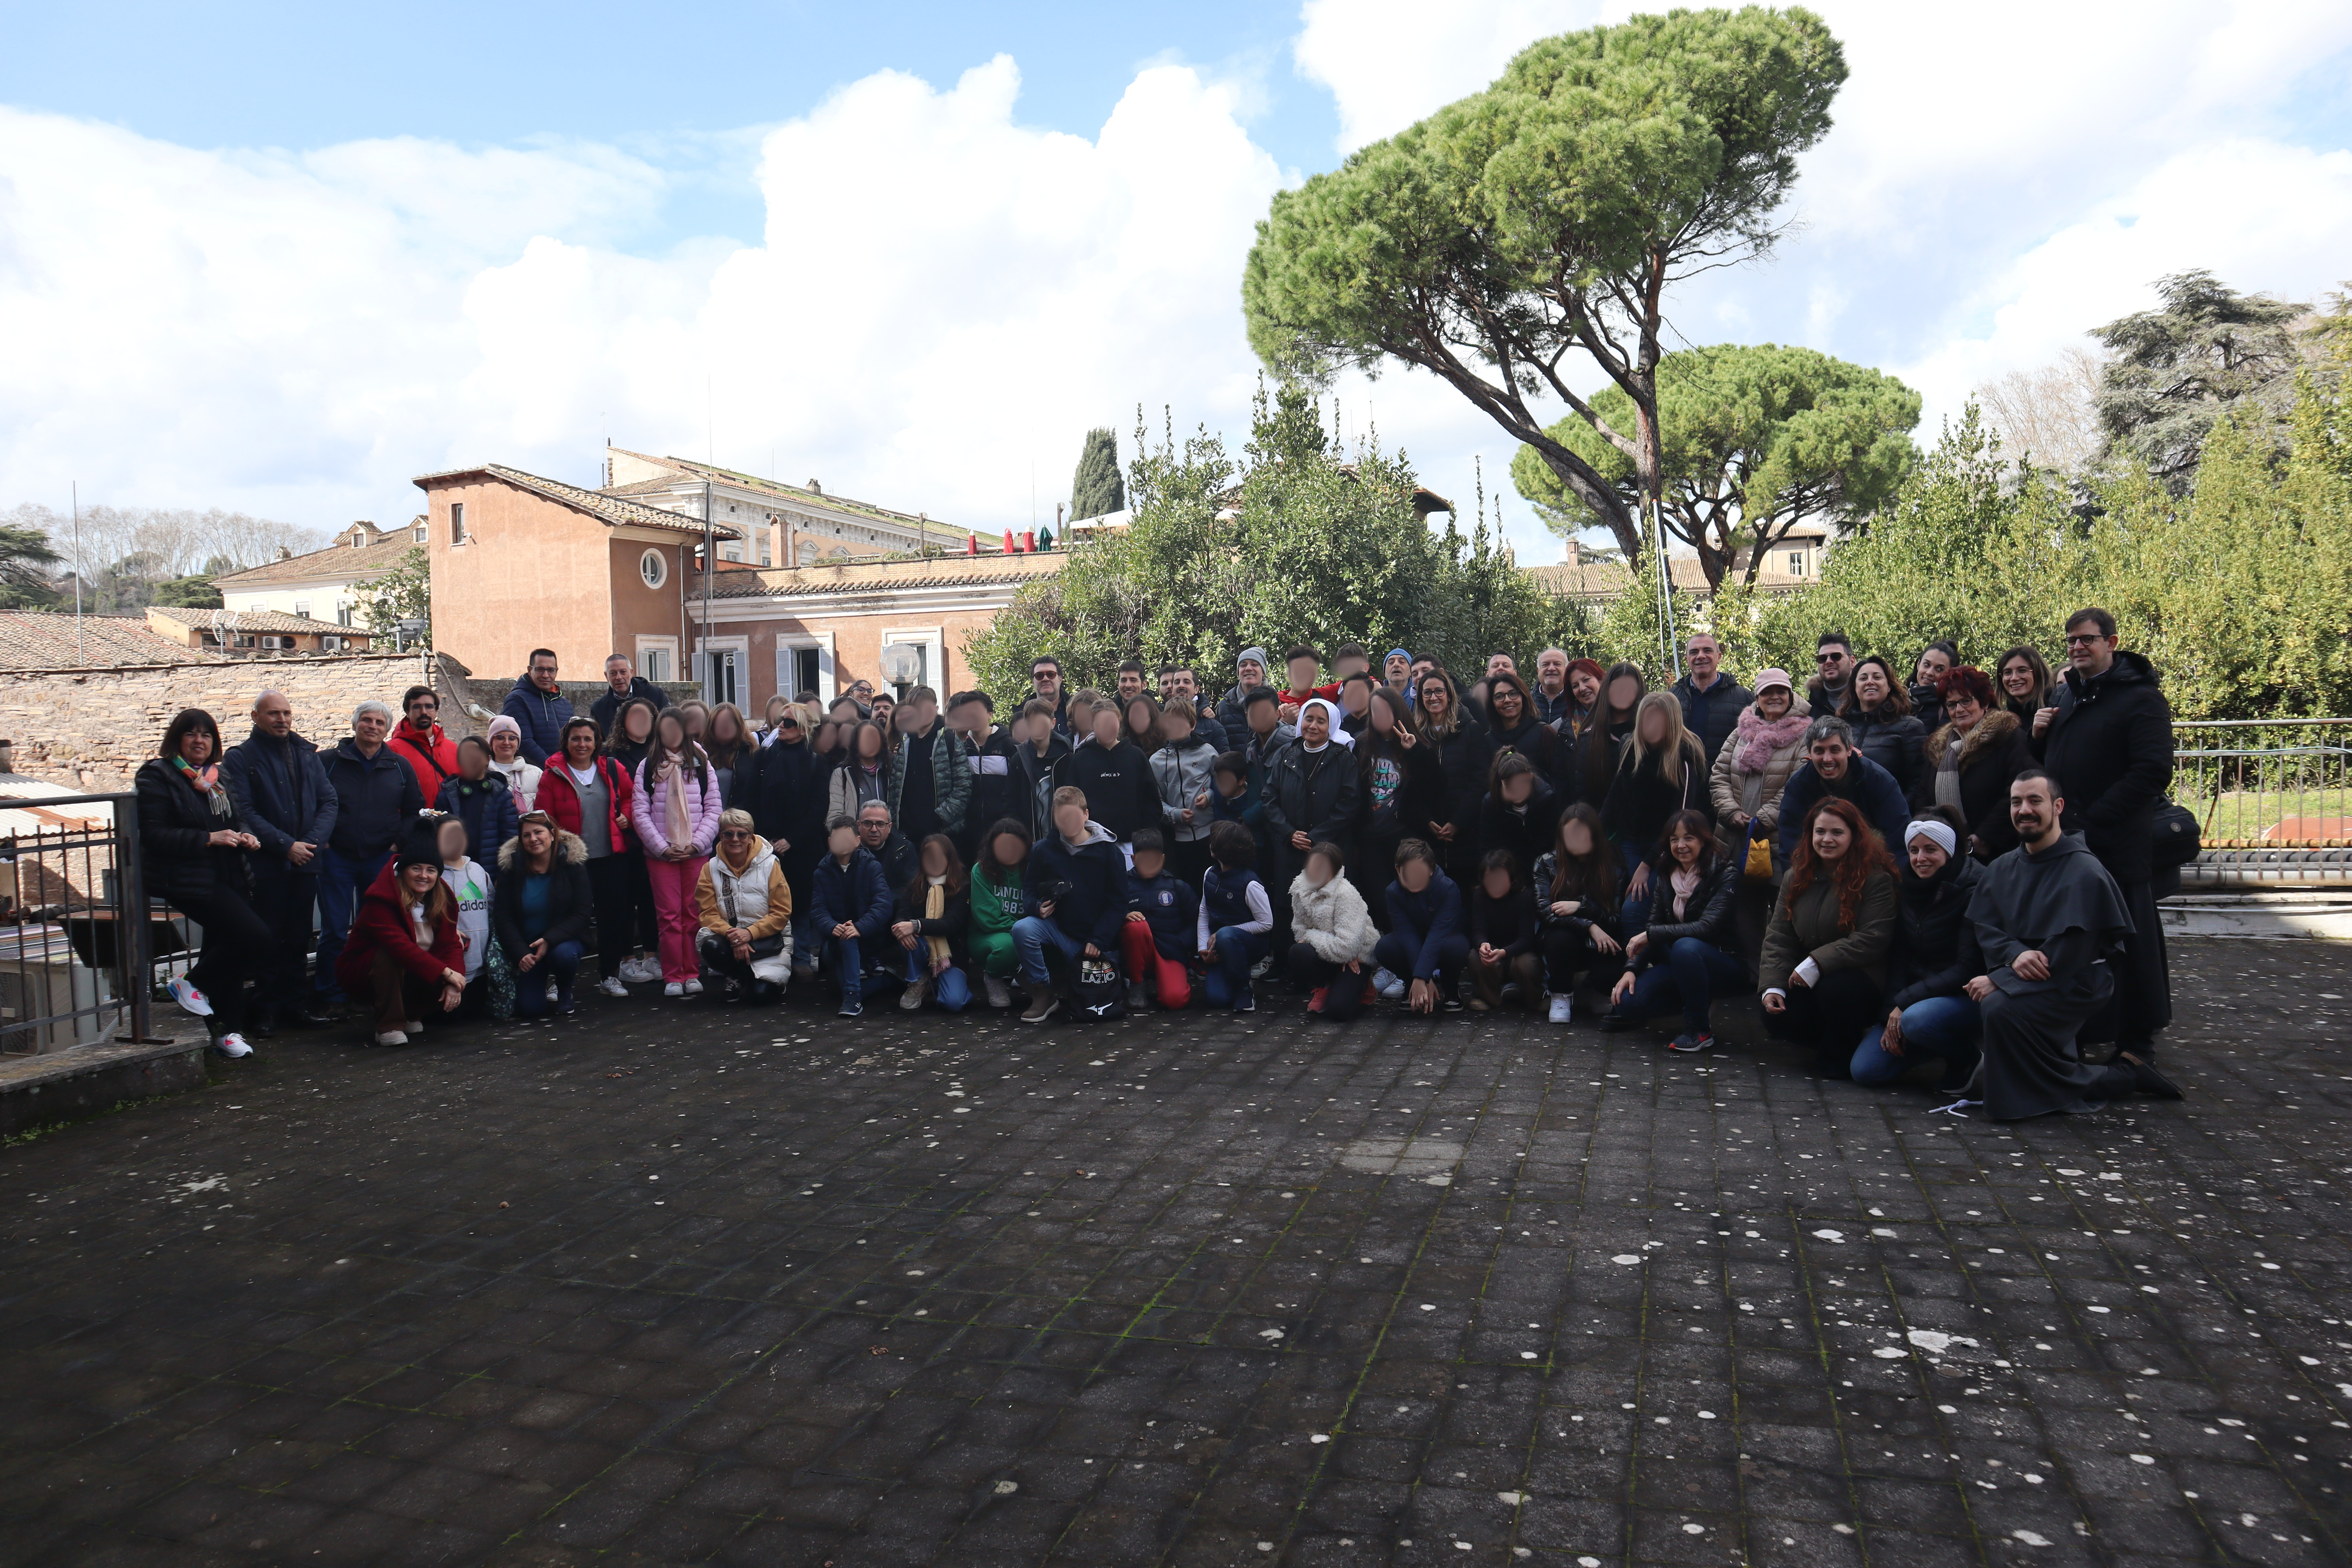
[4,0,2350,560]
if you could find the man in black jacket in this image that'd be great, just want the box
[1051,703,1159,843]
[589,653,669,735]
[733,706,828,974]
[2037,607,2175,1058]
[1671,632,1753,765]
[219,690,339,1030]
[1026,656,1074,739]
[949,691,1021,859]
[313,700,425,1010]
[856,801,919,891]
[1009,701,1073,842]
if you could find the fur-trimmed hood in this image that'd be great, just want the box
[1924,706,2022,769]
[497,827,588,872]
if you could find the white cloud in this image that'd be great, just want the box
[1294,0,1612,152]
[0,59,1283,534]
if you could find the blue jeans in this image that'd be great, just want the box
[1618,845,1654,939]
[1851,993,1982,1085]
[313,847,390,1000]
[1614,936,1746,1033]
[510,940,584,1017]
[1202,926,1269,1009]
[1012,915,1089,985]
[903,947,972,1011]
[827,935,901,1004]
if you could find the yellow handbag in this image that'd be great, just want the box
[1743,822,1774,883]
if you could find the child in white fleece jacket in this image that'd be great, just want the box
[1286,842,1378,1020]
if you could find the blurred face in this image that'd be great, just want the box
[1570,667,1601,706]
[253,693,293,739]
[830,699,861,726]
[1915,648,1952,685]
[1305,853,1337,887]
[655,714,688,755]
[1248,702,1277,737]
[1562,818,1595,858]
[1606,674,1640,712]
[1482,867,1514,899]
[681,704,709,740]
[1288,656,1319,692]
[1637,705,1668,746]
[564,726,597,764]
[1668,824,1704,868]
[829,825,859,858]
[1368,698,1396,735]
[353,709,390,748]
[1686,637,1719,680]
[605,657,632,693]
[1536,651,1567,692]
[858,807,891,847]
[919,840,949,877]
[1907,833,1951,878]
[990,833,1028,868]
[1816,642,1851,683]
[1053,802,1089,841]
[1341,681,1369,715]
[1132,848,1165,880]
[1853,663,1890,708]
[1396,856,1432,893]
[1300,706,1330,746]
[490,730,519,762]
[176,725,216,766]
[437,820,467,862]
[1755,686,1791,720]
[2010,777,2062,843]
[855,726,885,764]
[1093,707,1122,746]
[459,745,488,780]
[1810,811,1853,861]
[401,862,441,897]
[1490,683,1522,724]
[1125,702,1153,740]
[1501,770,1533,805]
[2000,657,2038,699]
[1215,769,1243,797]
[518,819,552,859]
[1944,690,1984,731]
[713,709,743,746]
[623,705,654,743]
[1164,711,1193,741]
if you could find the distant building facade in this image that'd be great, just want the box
[212,518,424,628]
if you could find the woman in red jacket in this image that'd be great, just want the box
[534,715,643,998]
[336,830,467,1045]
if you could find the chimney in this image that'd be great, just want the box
[807,478,823,495]
[275,545,294,561]
[0,740,15,774]
[1020,530,1036,554]
[1563,538,1582,569]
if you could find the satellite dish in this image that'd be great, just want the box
[877,643,923,685]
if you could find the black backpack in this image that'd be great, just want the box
[2150,802,2200,868]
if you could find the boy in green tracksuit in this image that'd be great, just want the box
[967,820,1032,1009]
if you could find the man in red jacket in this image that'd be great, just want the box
[388,685,460,802]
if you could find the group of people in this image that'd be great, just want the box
[135,614,2184,1121]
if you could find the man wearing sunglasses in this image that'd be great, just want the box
[2036,606,2176,1062]
[1805,631,1855,714]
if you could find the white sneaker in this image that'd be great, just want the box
[597,977,629,999]
[664,981,685,999]
[984,975,1013,1009]
[212,1033,252,1058]
[167,977,213,1018]
[374,1030,408,1047]
[681,978,703,997]
[1372,967,1407,1001]
[1548,993,1573,1025]
[619,955,660,984]
[1249,956,1273,980]
[544,982,558,1004]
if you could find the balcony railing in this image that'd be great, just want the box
[2172,719,2352,849]
[0,792,158,1054]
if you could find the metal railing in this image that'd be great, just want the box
[2172,719,2352,849]
[0,791,157,1055]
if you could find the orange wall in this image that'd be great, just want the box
[609,536,691,666]
[424,480,618,682]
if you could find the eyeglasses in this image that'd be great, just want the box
[719,830,753,840]
[1816,652,1846,664]
[2063,632,2108,646]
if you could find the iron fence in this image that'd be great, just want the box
[0,791,159,1054]
[2172,719,2352,849]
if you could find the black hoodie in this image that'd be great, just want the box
[2039,650,2174,883]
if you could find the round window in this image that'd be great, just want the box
[639,549,667,589]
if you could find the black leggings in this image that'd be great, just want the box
[585,855,637,981]
[1764,966,1883,1063]
[1285,943,1366,1020]
[176,886,274,1037]
[1540,927,1608,994]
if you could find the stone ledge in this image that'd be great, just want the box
[0,1034,207,1136]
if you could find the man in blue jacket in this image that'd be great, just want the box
[1775,716,1911,868]
[1013,784,1126,1023]
[1374,838,1467,1014]
[314,700,425,1011]
[809,813,895,1018]
[219,689,338,1031]
[501,648,573,764]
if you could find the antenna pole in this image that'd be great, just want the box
[73,481,84,666]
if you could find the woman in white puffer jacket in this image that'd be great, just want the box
[1286,842,1379,1021]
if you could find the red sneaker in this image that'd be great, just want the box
[1361,978,1379,1004]
[1307,986,1329,1013]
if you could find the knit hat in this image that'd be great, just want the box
[1236,646,1269,676]
[394,818,445,871]
[1752,667,1795,697]
[485,714,521,743]
[1385,647,1412,664]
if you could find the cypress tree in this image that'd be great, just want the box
[1069,428,1125,521]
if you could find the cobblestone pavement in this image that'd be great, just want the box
[3,938,2350,1567]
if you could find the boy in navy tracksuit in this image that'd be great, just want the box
[809,815,896,1018]
[1196,819,1273,1012]
[1121,828,1199,1010]
[1375,837,1468,1014]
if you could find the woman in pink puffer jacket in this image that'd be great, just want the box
[631,708,724,992]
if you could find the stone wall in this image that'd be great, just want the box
[0,652,454,791]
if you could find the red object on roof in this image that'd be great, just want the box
[965,532,978,555]
[1021,530,1036,553]
[1003,530,1018,554]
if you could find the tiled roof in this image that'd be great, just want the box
[146,607,372,637]
[411,463,740,540]
[702,552,1064,600]
[605,448,960,542]
[213,522,420,588]
[0,613,220,671]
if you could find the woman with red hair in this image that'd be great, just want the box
[1759,796,1898,1076]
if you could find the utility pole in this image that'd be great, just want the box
[701,473,714,702]
[72,481,84,666]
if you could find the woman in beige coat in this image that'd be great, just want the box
[1708,668,1811,964]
